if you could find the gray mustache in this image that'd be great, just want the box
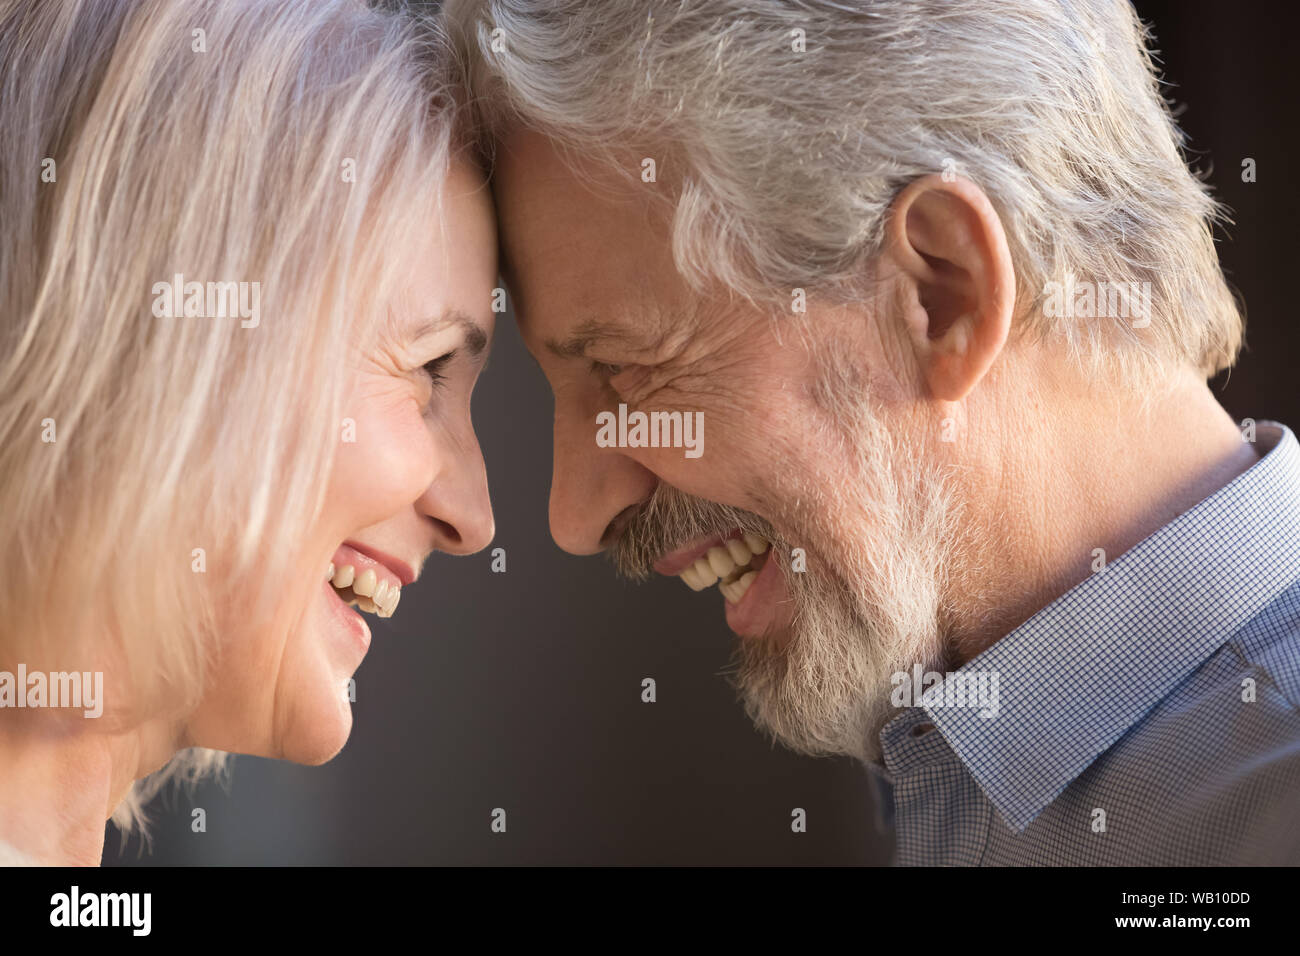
[606,483,779,580]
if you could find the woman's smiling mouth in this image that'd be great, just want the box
[325,543,412,618]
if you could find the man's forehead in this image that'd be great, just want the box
[502,225,694,355]
[494,130,698,355]
[496,158,660,321]
[498,128,640,191]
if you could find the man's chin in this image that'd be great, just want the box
[733,667,882,764]
[727,565,938,764]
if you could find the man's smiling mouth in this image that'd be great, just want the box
[655,531,772,604]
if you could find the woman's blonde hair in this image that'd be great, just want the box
[0,0,458,837]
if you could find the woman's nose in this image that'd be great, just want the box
[420,431,494,555]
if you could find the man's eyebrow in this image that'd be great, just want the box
[544,319,638,359]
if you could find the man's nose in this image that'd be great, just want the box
[548,415,656,555]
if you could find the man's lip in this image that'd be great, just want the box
[652,530,746,577]
[724,547,788,639]
[338,541,417,586]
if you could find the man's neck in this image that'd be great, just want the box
[945,362,1260,668]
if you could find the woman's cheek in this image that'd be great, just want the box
[334,394,437,516]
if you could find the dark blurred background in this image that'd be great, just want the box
[104,0,1298,865]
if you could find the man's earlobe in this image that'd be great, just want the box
[883,173,1016,402]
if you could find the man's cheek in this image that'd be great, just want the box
[637,448,769,515]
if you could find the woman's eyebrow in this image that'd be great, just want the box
[414,310,490,358]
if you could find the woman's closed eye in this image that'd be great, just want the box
[423,351,456,388]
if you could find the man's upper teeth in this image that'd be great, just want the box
[677,534,771,603]
[680,563,708,591]
[329,562,401,618]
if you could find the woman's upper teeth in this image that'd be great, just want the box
[329,562,401,618]
[678,533,770,602]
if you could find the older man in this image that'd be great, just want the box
[446,0,1300,864]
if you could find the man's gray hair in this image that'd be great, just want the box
[446,0,1242,383]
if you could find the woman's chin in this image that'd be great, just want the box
[281,698,354,766]
[274,600,363,765]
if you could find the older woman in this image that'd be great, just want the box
[0,0,495,864]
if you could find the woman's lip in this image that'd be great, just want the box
[337,541,417,586]
[324,578,371,653]
[653,530,747,577]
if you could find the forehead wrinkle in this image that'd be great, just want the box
[544,291,690,361]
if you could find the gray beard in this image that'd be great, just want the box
[609,393,959,765]
[733,413,957,763]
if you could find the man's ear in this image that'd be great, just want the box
[882,174,1016,401]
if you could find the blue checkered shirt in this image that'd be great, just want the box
[866,420,1300,865]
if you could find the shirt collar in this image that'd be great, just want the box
[905,421,1300,832]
